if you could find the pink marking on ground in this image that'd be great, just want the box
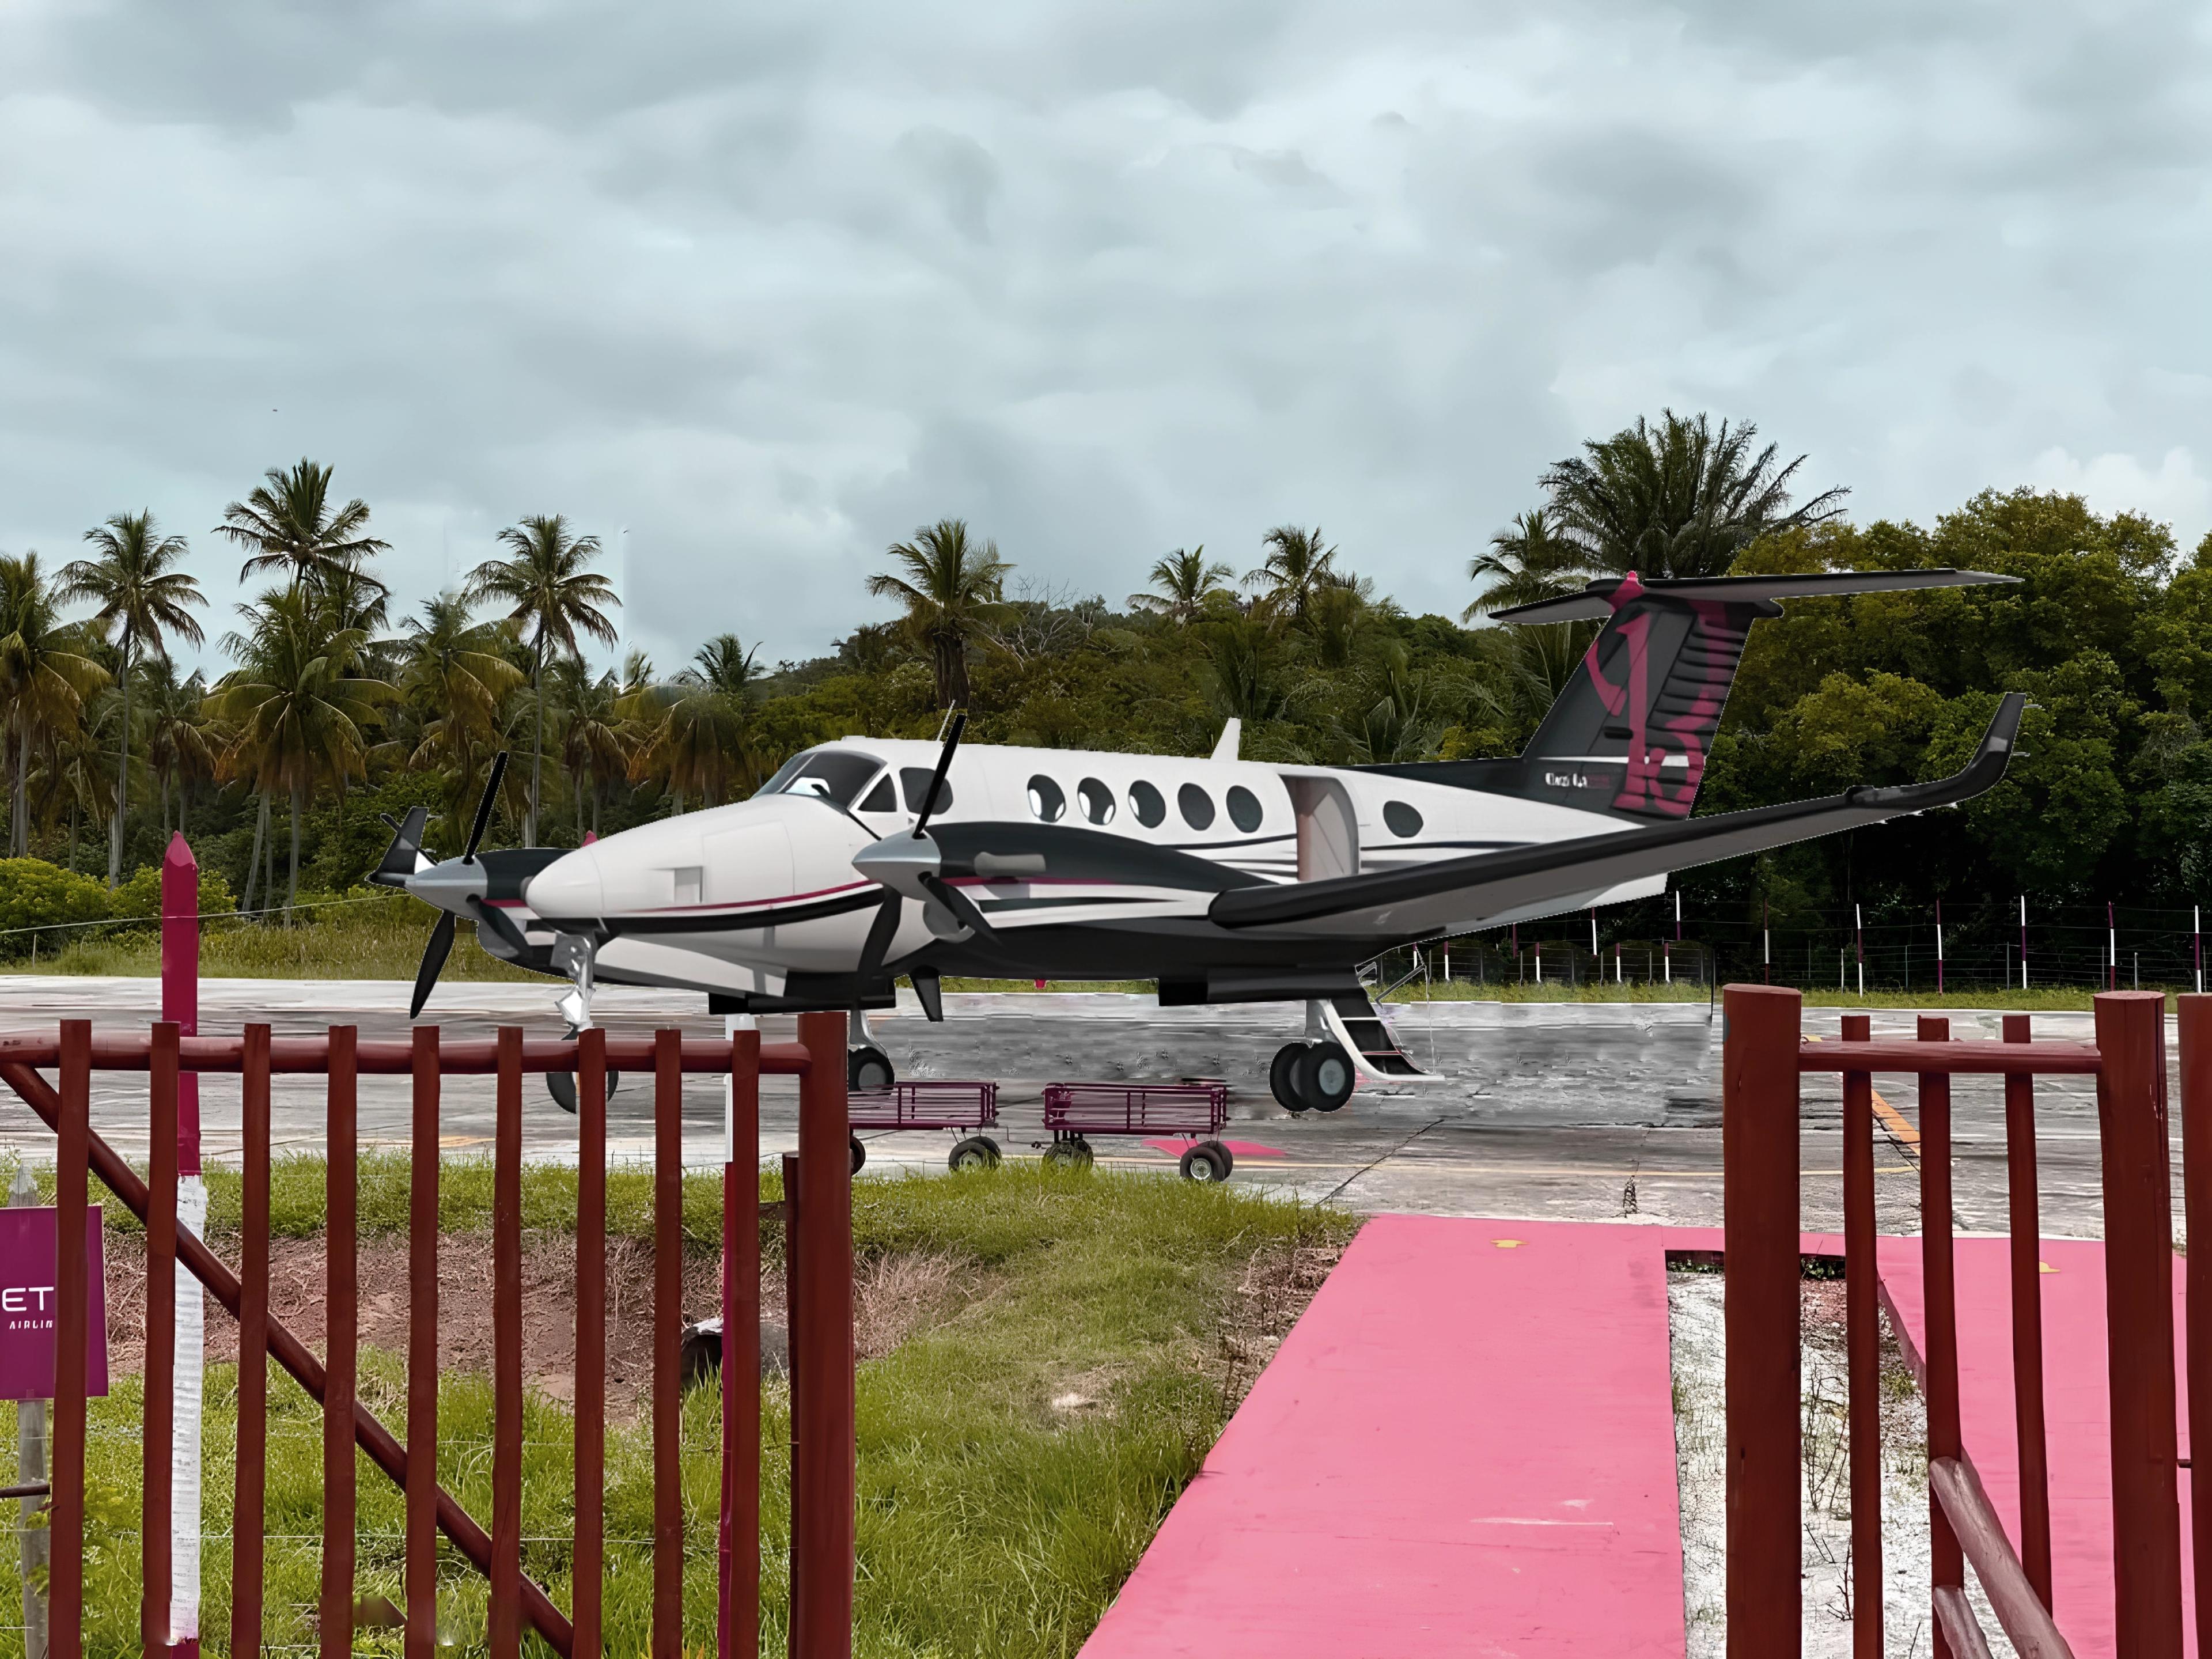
[1876,1236,2193,1658]
[1078,1215,1687,1658]
[1139,1137,1285,1158]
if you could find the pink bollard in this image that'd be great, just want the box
[161,834,200,1175]
[159,831,203,1659]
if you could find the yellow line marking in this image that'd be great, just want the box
[1493,1238,1524,1249]
[1870,1089,1921,1157]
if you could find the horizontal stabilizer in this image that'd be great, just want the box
[1490,567,2018,626]
[1211,693,2026,936]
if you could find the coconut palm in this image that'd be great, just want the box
[556,660,630,839]
[0,554,109,856]
[59,511,207,883]
[206,588,395,911]
[138,657,218,836]
[866,519,1012,709]
[1129,547,1234,622]
[465,515,620,845]
[1539,411,1848,581]
[215,458,391,592]
[629,634,763,809]
[396,593,527,848]
[1244,525,1340,626]
[1464,509,1588,619]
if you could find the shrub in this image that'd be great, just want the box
[0,858,111,956]
[108,861,238,927]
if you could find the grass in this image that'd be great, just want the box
[1380,978,2164,1011]
[4,1160,1354,1658]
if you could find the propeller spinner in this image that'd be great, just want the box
[850,711,966,984]
[369,750,512,1020]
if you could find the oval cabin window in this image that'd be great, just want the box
[1078,778,1115,825]
[1130,781,1165,827]
[1383,800,1423,838]
[1226,785,1263,832]
[1178,783,1215,830]
[1028,776,1067,823]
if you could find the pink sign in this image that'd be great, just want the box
[0,1207,107,1400]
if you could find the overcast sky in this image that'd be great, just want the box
[2,1,2207,674]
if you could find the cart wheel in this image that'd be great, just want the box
[1180,1141,1233,1183]
[849,1134,866,1174]
[1044,1137,1094,1171]
[948,1135,1001,1173]
[848,1046,895,1091]
[1269,1044,1309,1113]
[1293,1041,1355,1112]
[546,1071,623,1114]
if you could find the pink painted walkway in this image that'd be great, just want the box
[1877,1236,2196,1658]
[1078,1215,1687,1657]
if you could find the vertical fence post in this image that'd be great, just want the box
[50,1021,89,1659]
[13,1165,48,1659]
[2001,1013,2052,1610]
[722,1028,762,1659]
[323,1027,358,1659]
[793,1011,854,1659]
[144,1022,179,1659]
[158,835,202,1659]
[1838,1013,1881,1658]
[2094,990,2183,1658]
[1722,984,1801,1658]
[406,1026,441,1659]
[2181,995,2212,1659]
[230,1024,271,1659]
[653,1029,684,1659]
[574,1028,607,1659]
[1918,1017,1963,1659]
[491,1028,524,1659]
[782,1150,802,1658]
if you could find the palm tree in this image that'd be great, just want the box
[396,593,527,847]
[215,458,391,592]
[465,515,620,846]
[138,657,217,836]
[1464,509,1588,619]
[206,588,395,912]
[0,554,109,856]
[1244,525,1340,626]
[1538,411,1848,580]
[866,518,1011,709]
[59,511,207,884]
[629,634,763,809]
[1129,547,1234,622]
[556,661,630,839]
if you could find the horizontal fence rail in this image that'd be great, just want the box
[0,1030,815,1074]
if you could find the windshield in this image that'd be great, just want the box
[764,748,885,808]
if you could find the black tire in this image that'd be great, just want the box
[1179,1141,1232,1183]
[1044,1137,1094,1171]
[849,1134,866,1174]
[1269,1043,1310,1112]
[848,1046,895,1092]
[1293,1041,1356,1112]
[679,1321,723,1388]
[948,1135,1002,1173]
[546,1071,623,1115]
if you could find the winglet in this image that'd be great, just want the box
[1211,718,1241,762]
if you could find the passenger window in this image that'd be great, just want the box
[1130,781,1165,827]
[1384,800,1424,838]
[1226,785,1262,832]
[899,767,953,816]
[858,775,896,813]
[1028,775,1067,823]
[1178,783,1215,830]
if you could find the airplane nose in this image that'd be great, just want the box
[525,847,606,921]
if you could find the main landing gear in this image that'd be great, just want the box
[1270,1040,1355,1114]
[848,1046,895,1092]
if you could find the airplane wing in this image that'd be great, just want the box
[1209,692,2027,937]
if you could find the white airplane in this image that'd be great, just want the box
[376,567,2025,1113]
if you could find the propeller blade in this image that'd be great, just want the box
[468,893,532,957]
[855,890,904,983]
[410,911,457,1020]
[464,752,510,863]
[911,711,965,839]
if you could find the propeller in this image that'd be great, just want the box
[853,713,965,984]
[407,751,511,1020]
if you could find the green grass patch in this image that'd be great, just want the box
[5,1162,1353,1658]
[1381,979,2149,1011]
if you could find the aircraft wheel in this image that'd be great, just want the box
[546,1071,623,1115]
[1043,1137,1094,1171]
[1294,1041,1356,1112]
[849,1134,866,1174]
[1180,1140,1234,1183]
[1269,1044,1310,1113]
[948,1135,1002,1173]
[848,1046,895,1092]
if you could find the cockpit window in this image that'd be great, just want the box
[770,749,884,808]
[858,775,897,813]
[754,753,810,797]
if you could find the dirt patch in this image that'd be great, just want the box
[97,1230,974,1416]
[1214,1228,1346,1412]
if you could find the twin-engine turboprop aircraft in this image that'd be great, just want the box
[374,566,2025,1113]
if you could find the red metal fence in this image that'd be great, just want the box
[1722,986,2202,1658]
[0,1012,854,1659]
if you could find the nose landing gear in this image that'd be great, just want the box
[1269,1040,1355,1114]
